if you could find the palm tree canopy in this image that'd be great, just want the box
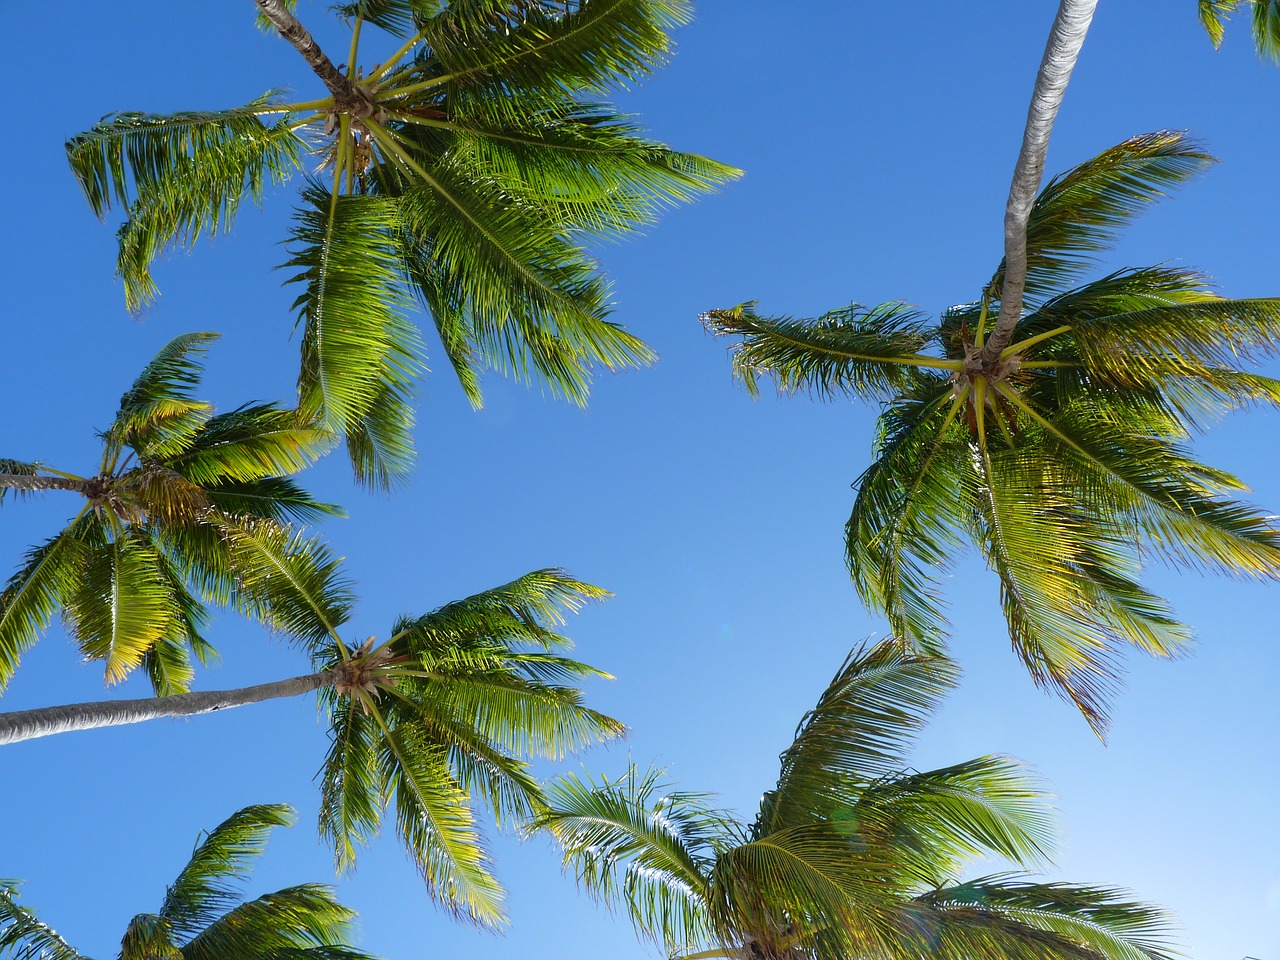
[703,131,1280,734]
[67,0,740,486]
[229,536,625,926]
[536,642,1178,960]
[1199,0,1280,59]
[0,333,339,696]
[0,804,379,960]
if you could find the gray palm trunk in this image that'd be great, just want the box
[253,0,363,107]
[0,671,333,746]
[979,0,1100,365]
[0,474,92,495]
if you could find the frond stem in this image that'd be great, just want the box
[372,30,429,82]
[1000,325,1074,359]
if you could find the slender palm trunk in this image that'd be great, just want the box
[0,671,333,746]
[980,0,1099,364]
[0,474,91,495]
[253,0,358,104]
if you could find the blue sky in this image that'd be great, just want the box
[1,3,1278,959]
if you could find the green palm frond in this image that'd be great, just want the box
[537,766,723,950]
[852,757,1056,882]
[285,184,421,487]
[760,643,958,832]
[104,332,218,463]
[418,0,692,107]
[846,380,970,645]
[377,732,507,926]
[0,513,96,691]
[331,0,443,37]
[180,885,356,960]
[220,519,355,650]
[703,302,947,400]
[1200,0,1280,58]
[0,881,91,960]
[917,877,1179,960]
[62,535,186,686]
[202,477,343,526]
[988,132,1214,301]
[319,695,384,872]
[158,804,295,941]
[168,404,336,485]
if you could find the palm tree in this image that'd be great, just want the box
[0,332,338,696]
[0,565,623,927]
[0,803,378,960]
[66,0,739,486]
[1199,0,1280,59]
[703,131,1280,734]
[535,641,1178,960]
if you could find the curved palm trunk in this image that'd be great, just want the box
[0,671,333,746]
[253,0,360,105]
[980,0,1099,364]
[0,474,91,495]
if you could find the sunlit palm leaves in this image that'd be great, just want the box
[1199,0,1280,59]
[68,0,739,485]
[0,333,337,694]
[0,804,378,960]
[705,132,1280,733]
[537,642,1176,960]
[212,539,623,926]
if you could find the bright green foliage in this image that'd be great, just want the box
[0,804,378,960]
[537,642,1177,960]
[1198,0,1280,59]
[704,132,1280,733]
[0,334,339,695]
[228,548,624,926]
[67,0,739,485]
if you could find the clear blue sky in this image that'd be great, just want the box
[2,3,1278,959]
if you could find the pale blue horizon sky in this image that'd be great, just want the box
[1,4,1278,960]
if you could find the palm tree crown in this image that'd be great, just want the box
[703,132,1280,733]
[536,641,1177,960]
[67,0,739,486]
[0,332,337,696]
[0,804,378,960]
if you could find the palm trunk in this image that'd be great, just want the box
[0,474,91,495]
[0,671,333,746]
[980,0,1099,364]
[253,0,358,104]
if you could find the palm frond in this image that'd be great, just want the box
[169,404,336,485]
[318,694,384,873]
[702,302,942,401]
[203,477,345,526]
[1199,0,1237,46]
[180,885,355,959]
[988,133,1214,301]
[1252,0,1280,58]
[0,515,96,692]
[218,518,355,650]
[104,333,218,462]
[760,641,958,832]
[331,0,443,36]
[537,766,723,950]
[159,804,295,941]
[417,0,692,108]
[0,882,90,960]
[847,380,969,644]
[285,184,422,487]
[62,535,185,686]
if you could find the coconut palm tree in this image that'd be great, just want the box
[0,564,623,927]
[66,0,739,486]
[1199,0,1280,58]
[702,131,1280,734]
[0,803,378,960]
[0,332,338,696]
[536,641,1177,960]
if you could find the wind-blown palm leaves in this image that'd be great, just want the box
[0,561,623,928]
[536,642,1177,960]
[703,132,1280,733]
[0,803,378,960]
[67,0,739,486]
[0,333,338,696]
[1199,0,1280,59]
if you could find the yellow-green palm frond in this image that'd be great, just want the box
[536,765,725,951]
[1199,0,1280,59]
[0,882,91,960]
[988,132,1214,302]
[104,332,218,464]
[703,302,944,400]
[168,404,337,486]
